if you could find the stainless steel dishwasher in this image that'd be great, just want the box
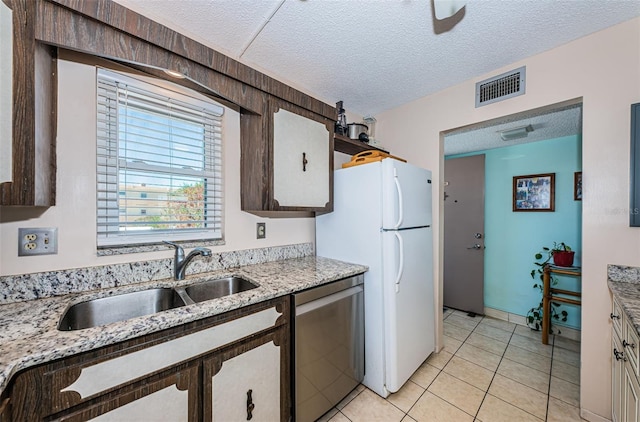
[293,274,365,422]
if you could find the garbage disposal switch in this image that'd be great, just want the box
[292,274,365,422]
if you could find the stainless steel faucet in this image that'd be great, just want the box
[163,241,212,280]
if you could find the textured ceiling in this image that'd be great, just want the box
[113,0,640,118]
[443,104,582,156]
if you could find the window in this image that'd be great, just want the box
[97,69,223,247]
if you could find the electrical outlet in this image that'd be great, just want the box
[18,228,58,256]
[256,222,266,239]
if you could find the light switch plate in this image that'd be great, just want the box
[18,227,58,256]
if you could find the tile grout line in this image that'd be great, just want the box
[545,334,556,421]
[336,387,364,418]
[472,315,517,421]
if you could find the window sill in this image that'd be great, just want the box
[97,239,226,256]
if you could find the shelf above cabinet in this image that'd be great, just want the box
[334,134,388,156]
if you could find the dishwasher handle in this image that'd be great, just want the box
[295,285,364,316]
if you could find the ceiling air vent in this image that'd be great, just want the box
[475,66,526,108]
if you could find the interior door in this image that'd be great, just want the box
[443,155,485,315]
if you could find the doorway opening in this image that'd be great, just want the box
[442,98,583,341]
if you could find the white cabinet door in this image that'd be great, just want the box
[626,362,640,422]
[211,341,281,422]
[91,385,189,422]
[273,108,329,208]
[614,333,624,422]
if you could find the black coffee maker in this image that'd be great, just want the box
[335,100,347,136]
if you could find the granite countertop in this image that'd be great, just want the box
[608,265,640,335]
[0,256,367,396]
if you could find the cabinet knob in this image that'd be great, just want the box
[246,389,255,420]
[611,313,621,320]
[302,152,308,172]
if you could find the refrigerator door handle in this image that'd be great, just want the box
[393,231,404,293]
[393,169,404,229]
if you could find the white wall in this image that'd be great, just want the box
[375,18,640,420]
[0,59,315,276]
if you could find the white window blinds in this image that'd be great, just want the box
[97,69,223,247]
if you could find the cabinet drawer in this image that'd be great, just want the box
[625,318,640,376]
[613,298,624,338]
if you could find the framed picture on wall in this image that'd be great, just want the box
[513,173,555,211]
[574,171,582,200]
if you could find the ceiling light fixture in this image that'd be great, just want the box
[499,124,534,141]
[163,69,186,79]
[432,0,466,34]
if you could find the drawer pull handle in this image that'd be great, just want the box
[624,340,636,349]
[247,389,255,420]
[302,152,308,172]
[614,348,627,361]
[611,313,621,320]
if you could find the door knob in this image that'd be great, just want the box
[467,244,482,250]
[475,233,483,239]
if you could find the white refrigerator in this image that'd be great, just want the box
[316,158,435,398]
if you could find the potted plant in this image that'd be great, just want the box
[550,242,575,267]
[526,242,571,332]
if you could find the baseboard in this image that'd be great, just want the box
[580,408,611,422]
[483,306,581,341]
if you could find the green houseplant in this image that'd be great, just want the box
[526,242,570,332]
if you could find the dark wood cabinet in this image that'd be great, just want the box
[241,97,334,217]
[0,0,57,206]
[52,363,201,422]
[0,396,9,422]
[3,0,339,210]
[5,297,290,421]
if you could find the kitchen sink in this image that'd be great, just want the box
[58,288,187,331]
[181,276,258,303]
[57,277,258,331]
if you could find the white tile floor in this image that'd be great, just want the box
[317,308,583,422]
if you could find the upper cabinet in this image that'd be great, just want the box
[4,0,336,212]
[273,108,330,208]
[241,98,334,217]
[0,0,57,206]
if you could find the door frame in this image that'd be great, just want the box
[435,98,584,353]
